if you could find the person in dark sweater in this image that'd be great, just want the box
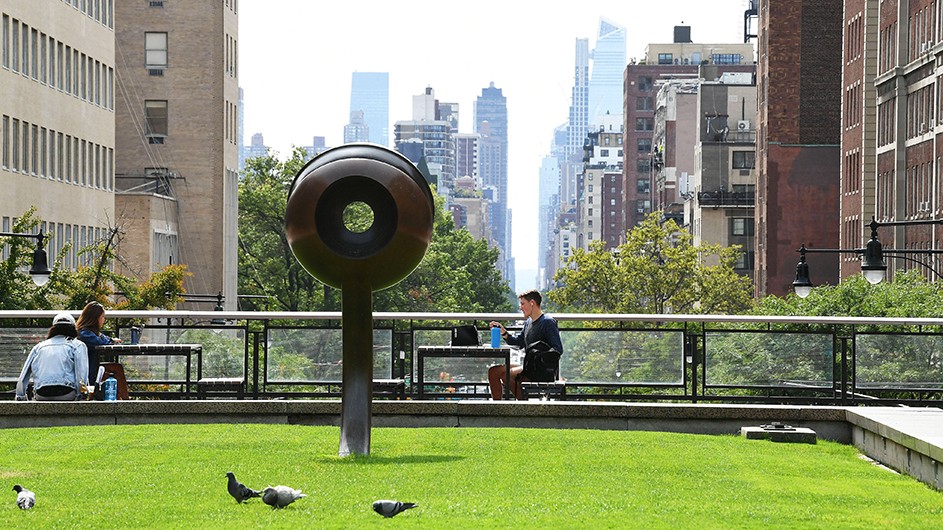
[488,290,563,399]
[76,301,122,383]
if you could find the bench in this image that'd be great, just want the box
[521,381,566,400]
[263,379,406,399]
[197,377,245,399]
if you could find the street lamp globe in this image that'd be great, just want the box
[861,234,886,285]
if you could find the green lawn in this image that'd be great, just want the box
[0,424,940,529]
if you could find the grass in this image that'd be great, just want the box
[0,424,940,529]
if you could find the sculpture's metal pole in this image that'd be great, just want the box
[339,282,373,456]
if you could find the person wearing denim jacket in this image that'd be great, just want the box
[15,313,89,401]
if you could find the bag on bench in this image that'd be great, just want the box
[519,340,561,382]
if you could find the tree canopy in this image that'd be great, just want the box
[754,269,943,318]
[549,212,754,314]
[238,148,513,313]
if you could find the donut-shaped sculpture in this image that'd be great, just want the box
[286,144,434,290]
[284,144,434,456]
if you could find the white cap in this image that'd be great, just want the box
[52,312,75,326]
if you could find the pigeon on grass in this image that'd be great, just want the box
[226,472,261,504]
[373,499,417,518]
[261,485,307,509]
[12,485,35,510]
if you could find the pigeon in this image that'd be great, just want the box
[261,485,307,509]
[226,472,261,504]
[12,485,35,510]
[373,499,417,518]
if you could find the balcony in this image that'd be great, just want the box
[697,190,755,207]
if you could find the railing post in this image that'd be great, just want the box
[251,330,261,399]
[839,336,849,405]
[685,333,698,404]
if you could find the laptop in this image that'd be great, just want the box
[450,325,481,346]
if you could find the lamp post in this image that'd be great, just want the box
[0,231,51,286]
[792,216,943,297]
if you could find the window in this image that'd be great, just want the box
[1,116,8,169]
[658,53,673,65]
[637,179,650,193]
[12,119,20,172]
[11,19,18,72]
[636,97,653,111]
[732,151,756,169]
[145,100,168,141]
[1,15,8,69]
[145,32,167,67]
[638,76,653,91]
[711,53,742,65]
[636,159,649,173]
[636,118,654,131]
[600,149,609,156]
[637,138,651,153]
[731,218,755,236]
[153,231,178,270]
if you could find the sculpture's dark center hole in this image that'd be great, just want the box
[343,201,374,234]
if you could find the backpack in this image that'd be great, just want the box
[519,341,561,382]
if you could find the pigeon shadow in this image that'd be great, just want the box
[314,454,465,465]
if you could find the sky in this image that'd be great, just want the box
[239,0,754,290]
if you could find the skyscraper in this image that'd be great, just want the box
[394,87,455,191]
[564,38,591,210]
[474,82,509,276]
[588,18,626,126]
[350,72,389,147]
[343,110,370,144]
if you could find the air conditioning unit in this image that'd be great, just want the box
[737,120,751,132]
[921,42,929,53]
[919,201,931,212]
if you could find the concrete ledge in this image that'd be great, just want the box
[845,407,943,490]
[0,400,851,440]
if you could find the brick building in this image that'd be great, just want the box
[622,28,754,234]
[868,0,943,282]
[755,0,843,297]
[114,0,240,307]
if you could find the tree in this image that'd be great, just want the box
[238,149,513,313]
[0,207,187,310]
[549,212,754,314]
[238,147,328,311]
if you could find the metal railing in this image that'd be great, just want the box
[1,310,941,405]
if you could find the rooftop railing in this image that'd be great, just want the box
[1,311,941,406]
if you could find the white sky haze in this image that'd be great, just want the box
[239,0,754,289]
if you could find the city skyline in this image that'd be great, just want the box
[238,0,751,289]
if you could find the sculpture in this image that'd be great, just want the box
[286,144,434,456]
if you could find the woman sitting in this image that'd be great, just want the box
[76,301,122,384]
[15,313,89,401]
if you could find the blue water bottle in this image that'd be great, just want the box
[104,376,118,401]
[491,326,502,348]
